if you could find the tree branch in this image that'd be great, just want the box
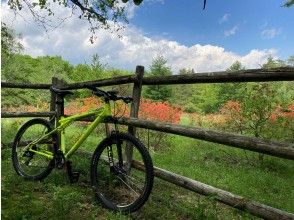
[70,0,107,24]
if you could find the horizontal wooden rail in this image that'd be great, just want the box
[142,67,294,85]
[4,112,292,159]
[77,150,293,220]
[1,82,51,89]
[2,68,294,91]
[134,160,294,220]
[61,75,135,90]
[1,111,55,118]
[113,117,294,160]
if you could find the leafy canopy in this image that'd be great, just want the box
[1,23,23,67]
[7,0,143,42]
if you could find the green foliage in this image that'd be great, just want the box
[283,0,294,7]
[2,126,294,219]
[214,61,245,109]
[1,23,23,72]
[143,56,173,102]
[227,60,244,71]
[1,53,132,107]
[2,55,73,83]
[1,55,74,107]
[262,56,286,69]
[239,83,278,137]
[69,54,109,83]
[287,55,294,66]
[188,84,219,113]
[216,57,293,141]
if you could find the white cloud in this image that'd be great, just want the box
[261,28,281,39]
[224,25,239,37]
[219,13,230,24]
[2,3,276,74]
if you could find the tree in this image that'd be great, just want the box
[7,0,144,42]
[143,56,173,102]
[1,23,23,68]
[261,56,286,69]
[240,83,278,138]
[287,55,294,66]
[91,54,108,72]
[215,61,245,110]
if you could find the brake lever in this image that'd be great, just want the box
[123,97,133,104]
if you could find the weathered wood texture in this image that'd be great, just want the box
[2,68,294,91]
[114,117,294,160]
[1,82,51,89]
[128,66,144,135]
[61,75,135,90]
[1,112,55,118]
[51,78,66,148]
[71,116,294,160]
[132,160,294,220]
[142,67,294,85]
[126,66,144,167]
[77,149,294,220]
[53,78,66,119]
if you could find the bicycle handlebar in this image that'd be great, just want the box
[86,85,133,104]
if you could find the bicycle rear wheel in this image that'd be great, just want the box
[12,118,57,180]
[91,133,154,213]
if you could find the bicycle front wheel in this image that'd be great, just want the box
[12,118,57,180]
[91,133,154,213]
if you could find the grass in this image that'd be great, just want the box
[2,118,294,219]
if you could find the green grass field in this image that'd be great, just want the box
[1,118,294,219]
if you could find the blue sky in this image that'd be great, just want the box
[131,0,294,59]
[2,0,294,72]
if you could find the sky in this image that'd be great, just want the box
[2,0,294,73]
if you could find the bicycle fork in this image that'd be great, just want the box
[107,126,125,175]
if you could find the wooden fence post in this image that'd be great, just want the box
[126,66,144,169]
[50,77,65,148]
[50,77,57,115]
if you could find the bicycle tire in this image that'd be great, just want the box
[12,118,57,180]
[91,132,154,213]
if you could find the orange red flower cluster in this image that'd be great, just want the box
[270,104,294,122]
[64,97,182,124]
[139,99,182,124]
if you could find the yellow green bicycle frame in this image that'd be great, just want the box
[24,102,112,160]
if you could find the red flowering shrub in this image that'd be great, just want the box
[136,99,183,151]
[270,104,294,122]
[139,99,182,124]
[219,100,246,133]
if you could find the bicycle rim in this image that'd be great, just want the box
[91,133,153,212]
[13,119,55,179]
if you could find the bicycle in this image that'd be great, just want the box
[12,86,154,213]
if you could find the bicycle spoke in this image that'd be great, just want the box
[92,133,154,212]
[115,175,140,197]
[12,119,55,180]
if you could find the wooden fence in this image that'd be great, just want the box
[2,66,294,219]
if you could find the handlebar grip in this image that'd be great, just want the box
[122,97,133,103]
